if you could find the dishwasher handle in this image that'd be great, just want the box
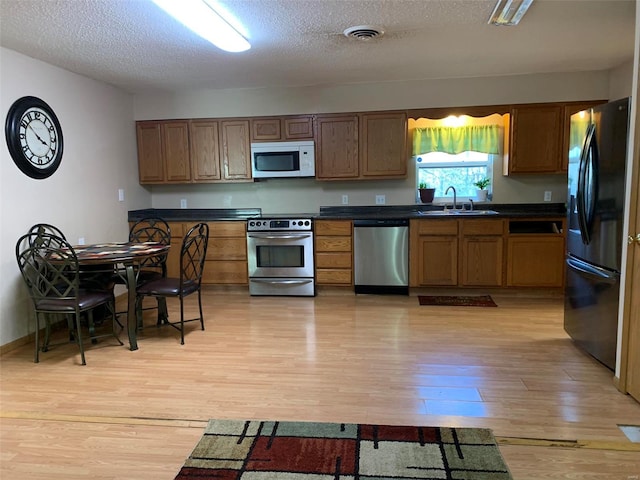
[353,218,409,227]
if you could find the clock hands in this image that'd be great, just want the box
[27,123,49,147]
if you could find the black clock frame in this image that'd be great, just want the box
[5,96,64,180]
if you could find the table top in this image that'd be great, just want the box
[52,241,169,264]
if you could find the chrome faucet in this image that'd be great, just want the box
[445,186,457,210]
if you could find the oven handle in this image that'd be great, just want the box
[247,233,313,240]
[251,279,314,285]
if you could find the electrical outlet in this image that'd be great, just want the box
[78,237,85,245]
[223,195,232,207]
[544,191,552,202]
[118,188,124,202]
[342,194,349,205]
[375,194,386,205]
[180,198,187,209]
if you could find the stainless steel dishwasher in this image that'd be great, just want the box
[353,218,409,295]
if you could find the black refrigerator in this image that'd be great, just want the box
[564,97,630,370]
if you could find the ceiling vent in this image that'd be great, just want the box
[343,25,384,41]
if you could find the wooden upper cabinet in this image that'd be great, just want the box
[220,120,252,181]
[506,104,563,174]
[315,114,359,180]
[136,120,190,184]
[360,111,407,178]
[251,115,314,141]
[189,120,221,182]
[284,116,314,139]
[137,121,164,183]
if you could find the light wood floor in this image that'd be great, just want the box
[1,288,639,479]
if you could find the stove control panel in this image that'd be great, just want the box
[247,218,313,231]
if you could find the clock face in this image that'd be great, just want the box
[5,96,64,179]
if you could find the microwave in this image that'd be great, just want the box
[250,141,315,179]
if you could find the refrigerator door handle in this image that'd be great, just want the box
[566,256,618,283]
[576,124,598,245]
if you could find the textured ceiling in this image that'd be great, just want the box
[0,0,636,94]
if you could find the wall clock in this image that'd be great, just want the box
[5,96,64,179]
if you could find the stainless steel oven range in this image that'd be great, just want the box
[247,218,315,296]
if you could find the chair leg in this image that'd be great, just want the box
[74,313,86,366]
[157,297,168,325]
[179,296,185,345]
[198,290,205,331]
[34,312,42,363]
[108,300,124,346]
[87,311,98,345]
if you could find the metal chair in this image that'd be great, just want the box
[15,232,123,365]
[135,223,209,344]
[27,223,67,245]
[115,218,171,326]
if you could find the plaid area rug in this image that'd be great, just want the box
[174,419,513,479]
[418,295,498,307]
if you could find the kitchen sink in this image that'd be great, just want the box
[418,209,499,216]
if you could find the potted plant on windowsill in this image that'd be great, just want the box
[418,182,436,203]
[473,178,491,201]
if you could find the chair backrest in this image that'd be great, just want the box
[16,232,80,305]
[26,223,67,247]
[180,223,209,288]
[129,217,171,272]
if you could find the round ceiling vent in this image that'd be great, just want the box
[343,25,385,40]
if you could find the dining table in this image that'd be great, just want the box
[70,241,170,351]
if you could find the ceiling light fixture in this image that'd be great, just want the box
[488,0,534,26]
[151,0,250,52]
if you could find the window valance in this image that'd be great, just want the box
[413,125,502,156]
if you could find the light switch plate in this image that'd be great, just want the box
[544,191,552,202]
[180,198,187,209]
[118,188,124,202]
[342,195,349,205]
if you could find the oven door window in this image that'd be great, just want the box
[256,245,305,268]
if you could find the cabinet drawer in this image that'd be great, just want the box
[209,221,246,237]
[207,237,247,260]
[412,219,458,235]
[315,221,352,236]
[316,269,352,285]
[315,236,352,252]
[460,219,505,236]
[316,252,352,269]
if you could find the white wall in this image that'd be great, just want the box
[0,47,151,346]
[134,70,616,212]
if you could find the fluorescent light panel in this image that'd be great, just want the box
[152,0,250,52]
[488,0,534,26]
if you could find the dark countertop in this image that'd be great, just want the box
[128,203,565,223]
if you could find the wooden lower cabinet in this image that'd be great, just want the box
[410,219,458,286]
[459,219,505,287]
[165,221,247,285]
[507,236,565,287]
[315,220,353,285]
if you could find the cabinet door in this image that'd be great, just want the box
[461,236,503,286]
[220,120,252,180]
[251,118,281,141]
[508,104,563,174]
[360,112,407,178]
[165,222,184,278]
[136,121,164,183]
[162,121,191,182]
[416,235,458,286]
[315,220,353,286]
[284,116,314,139]
[507,236,565,286]
[315,115,359,179]
[190,120,221,181]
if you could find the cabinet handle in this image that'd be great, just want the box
[628,234,640,245]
